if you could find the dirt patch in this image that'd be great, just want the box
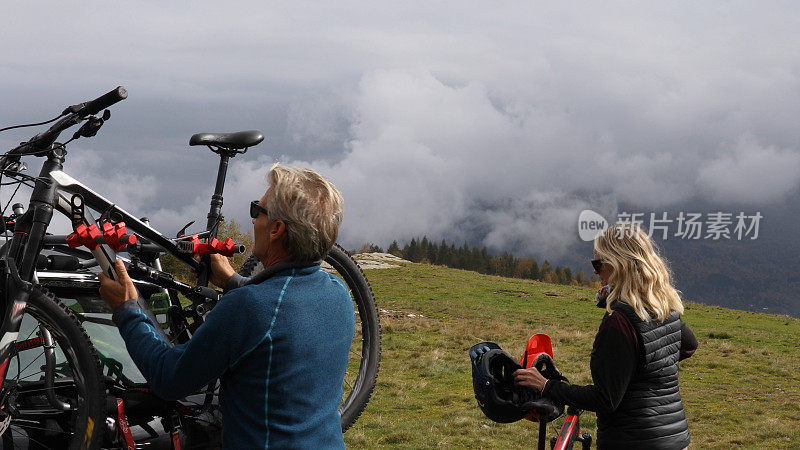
[493,290,531,298]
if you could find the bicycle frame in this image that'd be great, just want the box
[0,143,228,390]
[50,170,200,271]
[547,406,592,450]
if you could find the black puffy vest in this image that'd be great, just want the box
[597,302,691,450]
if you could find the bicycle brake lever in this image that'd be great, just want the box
[72,116,104,140]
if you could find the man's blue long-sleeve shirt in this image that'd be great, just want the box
[113,262,355,449]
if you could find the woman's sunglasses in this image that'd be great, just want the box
[591,259,606,273]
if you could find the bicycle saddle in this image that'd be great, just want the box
[189,130,264,150]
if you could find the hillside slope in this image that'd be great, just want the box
[344,263,800,449]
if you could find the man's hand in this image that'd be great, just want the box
[514,367,548,392]
[99,260,139,311]
[208,253,236,288]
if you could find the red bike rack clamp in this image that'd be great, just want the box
[66,223,103,249]
[101,221,137,251]
[65,222,137,251]
[179,234,242,258]
[212,237,239,257]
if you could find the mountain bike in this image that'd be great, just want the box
[0,87,381,448]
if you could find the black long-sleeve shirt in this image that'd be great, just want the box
[542,311,697,413]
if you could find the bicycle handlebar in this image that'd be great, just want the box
[64,86,128,118]
[20,114,82,153]
[3,87,128,161]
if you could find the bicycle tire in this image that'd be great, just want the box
[238,244,380,432]
[1,287,106,450]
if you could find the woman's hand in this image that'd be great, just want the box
[514,367,548,392]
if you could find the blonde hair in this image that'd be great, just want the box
[265,163,343,261]
[594,223,683,321]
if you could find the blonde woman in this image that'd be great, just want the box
[514,223,697,450]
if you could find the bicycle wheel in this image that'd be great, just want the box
[0,287,106,450]
[238,244,380,432]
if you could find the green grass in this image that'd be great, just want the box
[343,263,800,449]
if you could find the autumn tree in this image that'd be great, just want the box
[160,218,254,283]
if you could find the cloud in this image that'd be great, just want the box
[282,66,800,258]
[285,69,626,254]
[36,147,161,234]
[3,2,800,262]
[698,136,800,204]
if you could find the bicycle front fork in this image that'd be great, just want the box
[42,325,72,411]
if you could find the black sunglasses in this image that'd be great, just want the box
[591,258,606,273]
[250,200,271,219]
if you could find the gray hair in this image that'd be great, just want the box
[264,163,344,261]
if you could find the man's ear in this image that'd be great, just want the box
[268,220,287,242]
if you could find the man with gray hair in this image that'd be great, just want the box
[99,163,355,449]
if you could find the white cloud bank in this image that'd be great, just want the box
[698,136,800,204]
[2,2,799,259]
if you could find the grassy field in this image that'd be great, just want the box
[343,262,800,449]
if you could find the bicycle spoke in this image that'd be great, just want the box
[22,325,38,341]
[14,351,44,379]
[8,427,26,449]
[8,425,60,449]
[11,422,75,436]
[17,367,52,382]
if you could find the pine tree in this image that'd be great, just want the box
[555,266,565,284]
[436,239,448,264]
[479,247,490,274]
[541,260,552,279]
[500,252,515,277]
[542,271,558,284]
[404,238,419,262]
[530,260,540,280]
[420,236,430,263]
[387,237,584,287]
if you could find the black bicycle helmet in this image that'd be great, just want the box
[470,342,567,424]
[469,342,538,423]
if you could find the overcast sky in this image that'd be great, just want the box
[1,2,799,260]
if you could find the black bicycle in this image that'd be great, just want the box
[0,87,380,449]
